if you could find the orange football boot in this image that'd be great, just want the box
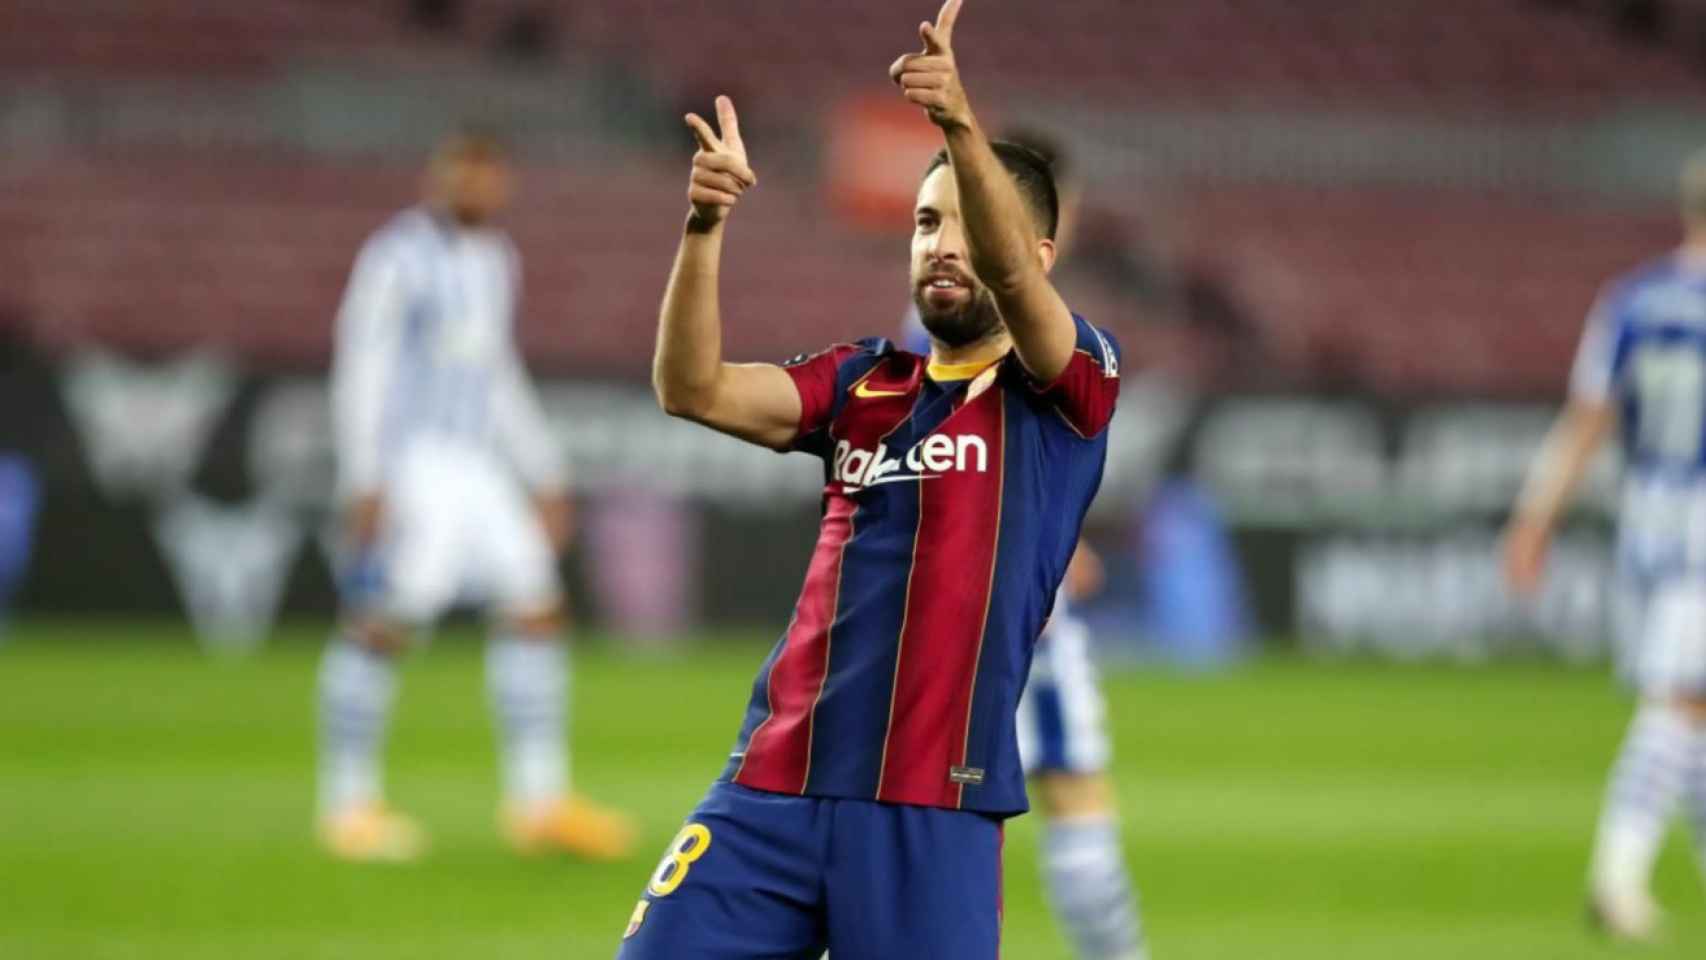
[318,803,427,863]
[503,795,637,861]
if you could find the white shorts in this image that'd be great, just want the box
[360,440,561,624]
[1015,608,1112,777]
[1614,571,1706,698]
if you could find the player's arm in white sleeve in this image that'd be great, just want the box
[331,237,407,506]
[492,337,569,494]
[891,0,1077,381]
[652,95,804,452]
[1502,297,1620,594]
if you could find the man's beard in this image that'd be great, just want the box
[913,284,1004,349]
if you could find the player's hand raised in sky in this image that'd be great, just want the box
[683,96,755,227]
[889,0,970,130]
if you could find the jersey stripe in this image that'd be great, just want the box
[734,495,856,794]
[875,388,1006,806]
[955,395,1006,807]
[957,393,1050,807]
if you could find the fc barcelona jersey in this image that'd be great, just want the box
[721,314,1121,816]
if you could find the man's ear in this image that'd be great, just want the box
[1037,237,1058,275]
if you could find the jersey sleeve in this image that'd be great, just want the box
[492,339,570,494]
[781,338,891,455]
[489,244,569,493]
[1029,314,1122,438]
[1568,292,1624,403]
[331,235,406,499]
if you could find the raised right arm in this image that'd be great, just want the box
[652,96,803,452]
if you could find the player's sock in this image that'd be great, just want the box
[316,636,398,815]
[1042,816,1148,960]
[486,631,568,812]
[1592,704,1693,900]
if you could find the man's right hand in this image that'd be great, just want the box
[1501,516,1552,596]
[683,96,756,227]
[347,494,385,550]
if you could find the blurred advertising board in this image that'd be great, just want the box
[2,344,1615,659]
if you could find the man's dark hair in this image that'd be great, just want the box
[997,127,1070,184]
[924,141,1060,241]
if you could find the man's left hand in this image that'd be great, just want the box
[890,0,971,130]
[536,494,575,554]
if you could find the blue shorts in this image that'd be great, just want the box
[616,781,1003,960]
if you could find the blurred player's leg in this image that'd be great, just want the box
[1018,613,1148,960]
[1590,579,1706,939]
[1591,703,1690,937]
[315,623,423,861]
[1039,784,1148,960]
[475,465,634,859]
[488,622,567,815]
[488,616,634,860]
[316,449,464,861]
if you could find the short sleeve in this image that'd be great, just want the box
[1030,314,1122,438]
[780,338,892,455]
[1568,294,1621,403]
[783,344,860,439]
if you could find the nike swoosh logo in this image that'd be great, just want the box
[853,382,909,399]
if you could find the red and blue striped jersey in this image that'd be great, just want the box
[721,314,1121,816]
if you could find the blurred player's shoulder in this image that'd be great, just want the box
[374,205,435,242]
[1599,252,1706,329]
[1605,253,1695,301]
[352,206,433,267]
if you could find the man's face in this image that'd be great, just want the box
[434,154,513,226]
[911,166,1003,349]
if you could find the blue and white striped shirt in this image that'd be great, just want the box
[1573,252,1706,574]
[331,207,566,497]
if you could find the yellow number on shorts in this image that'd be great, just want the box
[646,823,712,897]
[623,900,650,940]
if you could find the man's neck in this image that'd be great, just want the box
[929,330,1011,370]
[425,201,483,232]
[1681,230,1706,264]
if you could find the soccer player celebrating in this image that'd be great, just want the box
[318,131,634,862]
[1504,150,1706,941]
[902,131,1147,960]
[621,2,1122,956]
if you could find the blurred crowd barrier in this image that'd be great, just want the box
[0,337,1618,662]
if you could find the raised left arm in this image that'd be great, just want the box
[891,0,1077,380]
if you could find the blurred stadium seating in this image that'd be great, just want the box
[563,0,1702,112]
[1,0,1701,394]
[0,0,420,77]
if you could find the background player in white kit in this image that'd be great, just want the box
[1505,151,1706,941]
[1017,544,1149,960]
[317,131,634,862]
[899,130,1148,960]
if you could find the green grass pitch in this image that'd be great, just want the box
[1,620,1703,959]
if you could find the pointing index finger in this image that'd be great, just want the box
[934,0,961,47]
[685,112,721,152]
